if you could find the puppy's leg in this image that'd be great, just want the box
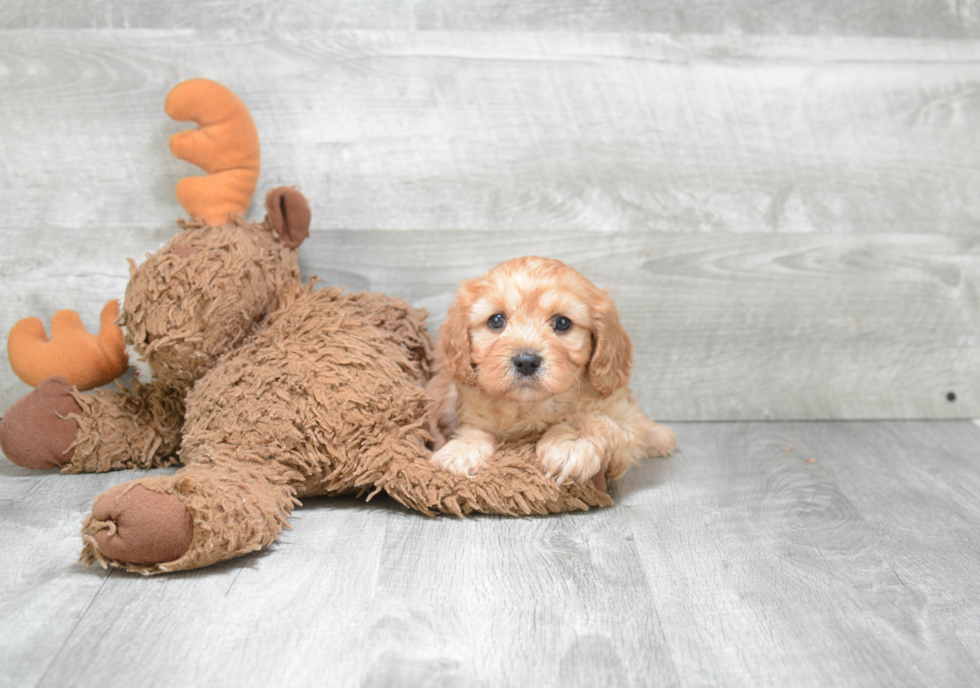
[538,409,676,484]
[537,423,600,485]
[430,426,496,477]
[605,416,676,481]
[633,417,676,459]
[424,370,458,452]
[537,413,630,485]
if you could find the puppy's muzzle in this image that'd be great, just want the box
[512,351,542,377]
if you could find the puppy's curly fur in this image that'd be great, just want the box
[428,256,675,485]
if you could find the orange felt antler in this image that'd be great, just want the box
[165,78,261,225]
[7,300,128,391]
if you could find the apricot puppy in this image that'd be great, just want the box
[428,256,675,485]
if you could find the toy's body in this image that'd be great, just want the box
[0,79,623,575]
[93,279,429,572]
[4,189,434,573]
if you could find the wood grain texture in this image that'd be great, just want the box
[4,0,980,37]
[2,421,979,686]
[16,481,681,687]
[619,420,980,687]
[0,461,118,687]
[785,421,980,654]
[1,32,979,236]
[32,493,397,687]
[360,509,679,687]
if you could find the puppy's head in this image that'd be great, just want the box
[438,256,632,402]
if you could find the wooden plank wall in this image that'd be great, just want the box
[5,1,980,36]
[1,6,978,421]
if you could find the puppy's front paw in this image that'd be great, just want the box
[431,433,494,478]
[536,429,602,486]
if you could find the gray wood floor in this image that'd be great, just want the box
[2,2,980,686]
[2,421,979,687]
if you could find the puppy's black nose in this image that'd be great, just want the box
[512,351,542,377]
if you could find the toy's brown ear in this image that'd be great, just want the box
[265,187,311,249]
[438,300,474,385]
[588,292,633,397]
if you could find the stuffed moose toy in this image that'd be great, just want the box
[0,79,614,574]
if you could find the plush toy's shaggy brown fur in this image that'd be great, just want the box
[1,189,611,575]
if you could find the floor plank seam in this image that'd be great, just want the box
[33,568,114,688]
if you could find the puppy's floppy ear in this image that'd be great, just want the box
[438,299,474,384]
[588,292,633,396]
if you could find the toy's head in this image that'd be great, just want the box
[122,187,310,389]
[7,79,310,392]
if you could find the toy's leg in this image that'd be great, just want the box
[67,380,184,473]
[0,376,183,472]
[80,457,299,574]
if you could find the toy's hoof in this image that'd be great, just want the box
[88,485,193,565]
[0,376,81,469]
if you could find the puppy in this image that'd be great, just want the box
[427,256,675,486]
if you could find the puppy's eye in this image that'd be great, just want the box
[488,313,506,330]
[553,316,572,332]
